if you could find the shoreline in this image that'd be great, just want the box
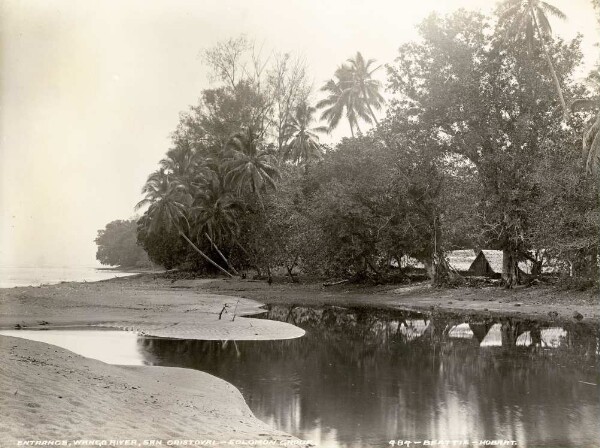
[200,276,600,326]
[0,274,306,445]
[0,336,298,445]
[1,273,598,444]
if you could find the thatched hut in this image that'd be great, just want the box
[469,250,503,278]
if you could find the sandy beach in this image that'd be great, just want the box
[0,275,305,446]
[1,273,598,446]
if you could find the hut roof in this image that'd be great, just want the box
[478,250,534,274]
[480,250,503,274]
[447,250,478,272]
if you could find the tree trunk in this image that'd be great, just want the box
[235,240,262,277]
[205,233,239,275]
[286,254,299,283]
[363,88,379,126]
[530,7,568,118]
[502,249,520,289]
[179,231,234,277]
[423,259,435,284]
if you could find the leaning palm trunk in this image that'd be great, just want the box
[530,7,568,119]
[179,231,234,277]
[205,232,239,275]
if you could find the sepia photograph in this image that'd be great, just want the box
[1,0,599,447]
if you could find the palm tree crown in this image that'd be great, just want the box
[135,169,191,234]
[223,127,280,196]
[284,102,327,164]
[317,52,384,137]
[343,52,384,125]
[500,0,568,116]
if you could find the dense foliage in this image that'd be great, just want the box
[130,5,598,288]
[95,219,152,268]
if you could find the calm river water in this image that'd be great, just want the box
[2,306,599,447]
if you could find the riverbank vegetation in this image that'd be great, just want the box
[95,219,153,269]
[124,2,598,289]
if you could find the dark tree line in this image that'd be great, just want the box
[131,4,599,288]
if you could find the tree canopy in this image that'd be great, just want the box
[115,7,599,289]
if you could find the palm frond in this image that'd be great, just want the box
[539,2,567,20]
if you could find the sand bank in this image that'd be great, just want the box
[0,276,306,446]
[0,336,298,446]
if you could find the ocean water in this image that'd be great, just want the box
[0,266,138,288]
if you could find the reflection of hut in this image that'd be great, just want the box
[516,327,567,348]
[480,323,503,347]
[448,323,474,339]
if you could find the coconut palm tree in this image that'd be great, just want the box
[223,127,280,196]
[284,102,327,164]
[317,67,372,137]
[192,172,242,246]
[135,169,233,277]
[160,143,198,178]
[317,53,383,136]
[342,52,384,125]
[500,0,568,117]
[190,170,243,274]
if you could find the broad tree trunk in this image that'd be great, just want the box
[502,249,520,289]
[423,259,435,283]
[179,231,234,277]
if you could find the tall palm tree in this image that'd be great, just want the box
[159,143,198,178]
[500,0,568,117]
[317,53,383,136]
[135,169,233,277]
[190,171,242,274]
[192,172,242,246]
[223,127,280,196]
[317,67,371,137]
[284,102,327,164]
[343,52,385,125]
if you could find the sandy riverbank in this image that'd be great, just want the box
[1,273,598,445]
[203,276,600,325]
[0,276,305,446]
[0,336,298,446]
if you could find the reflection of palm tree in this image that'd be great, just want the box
[284,103,327,165]
[136,169,233,277]
[223,127,280,196]
[500,0,568,116]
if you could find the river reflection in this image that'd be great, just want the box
[139,306,600,448]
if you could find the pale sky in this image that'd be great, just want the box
[1,0,598,267]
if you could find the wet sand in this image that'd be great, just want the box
[0,276,304,446]
[0,273,597,445]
